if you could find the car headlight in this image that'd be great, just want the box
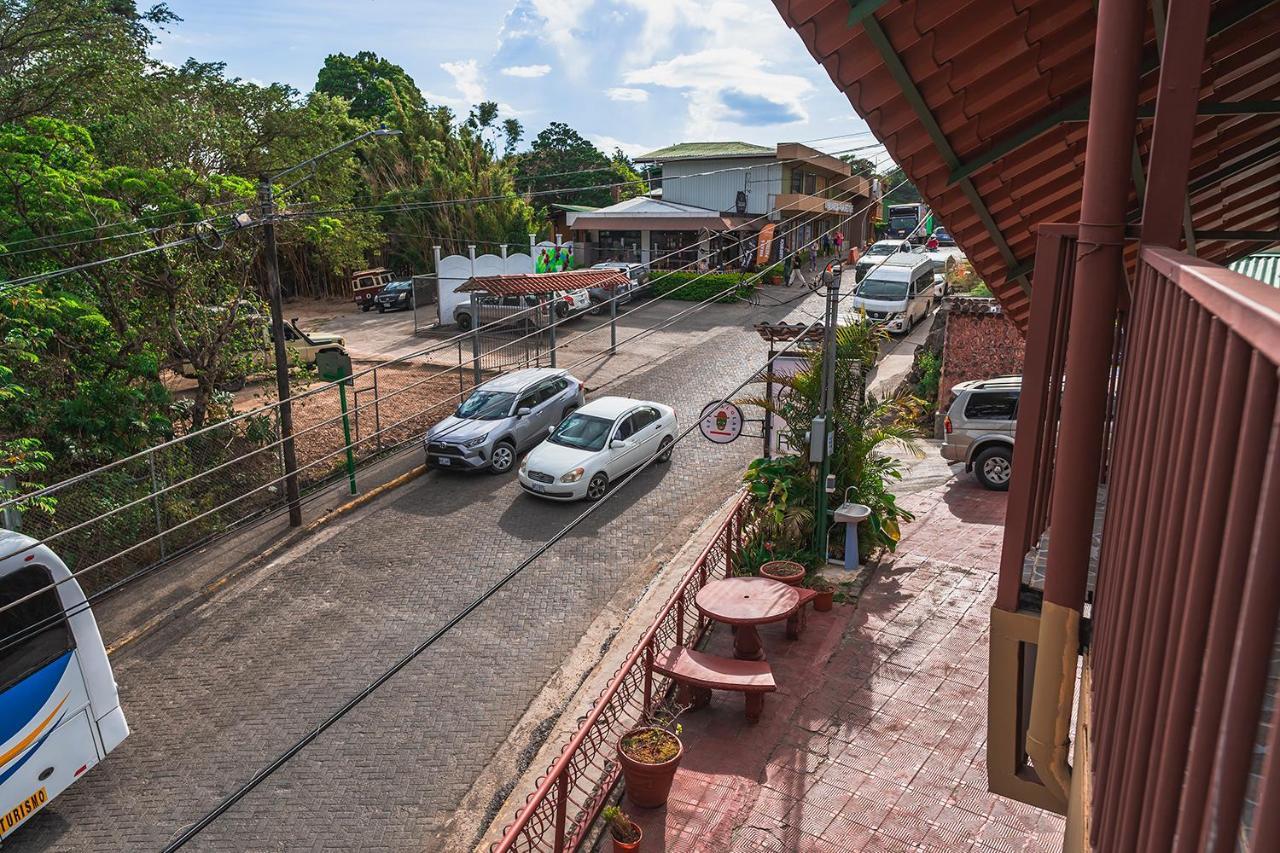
[463,433,489,448]
[520,457,529,474]
[560,467,585,484]
[397,293,407,300]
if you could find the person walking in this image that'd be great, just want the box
[809,242,818,272]
[788,263,805,288]
[834,231,845,255]
[821,232,831,255]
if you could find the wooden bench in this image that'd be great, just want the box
[786,587,822,640]
[652,647,776,723]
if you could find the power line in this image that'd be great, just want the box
[158,194,924,851]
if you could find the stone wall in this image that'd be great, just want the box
[937,298,1026,410]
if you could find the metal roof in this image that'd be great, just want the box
[457,269,627,295]
[1229,251,1280,287]
[772,0,1280,330]
[636,141,776,162]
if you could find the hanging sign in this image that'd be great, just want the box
[699,401,744,444]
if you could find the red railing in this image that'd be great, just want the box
[492,493,757,851]
[1088,247,1280,852]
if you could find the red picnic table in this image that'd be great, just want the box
[695,576,800,660]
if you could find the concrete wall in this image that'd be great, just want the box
[938,300,1026,410]
[660,158,781,214]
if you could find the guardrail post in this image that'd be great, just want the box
[471,327,482,387]
[546,298,558,368]
[372,367,382,453]
[610,287,618,355]
[148,452,166,560]
[676,596,685,647]
[553,770,569,852]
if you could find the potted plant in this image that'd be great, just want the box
[617,723,684,807]
[806,575,835,611]
[603,805,643,852]
[760,559,805,586]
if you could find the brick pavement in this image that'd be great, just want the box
[622,474,1067,852]
[7,292,827,852]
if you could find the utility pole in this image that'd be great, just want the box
[812,262,842,558]
[259,177,303,527]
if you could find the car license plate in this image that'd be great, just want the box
[1,787,48,839]
[437,457,451,466]
[529,482,546,492]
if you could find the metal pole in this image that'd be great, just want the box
[609,285,618,354]
[546,297,558,368]
[259,177,302,527]
[149,452,166,559]
[470,325,482,387]
[372,367,382,453]
[813,266,840,558]
[338,381,357,495]
[764,343,775,459]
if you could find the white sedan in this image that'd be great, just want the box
[518,396,677,501]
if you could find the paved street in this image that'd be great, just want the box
[11,290,840,851]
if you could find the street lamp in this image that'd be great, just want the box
[254,125,401,526]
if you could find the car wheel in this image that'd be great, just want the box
[489,441,516,474]
[586,472,609,501]
[555,302,569,319]
[377,305,385,314]
[657,435,674,463]
[974,446,1013,491]
[360,304,372,312]
[561,405,577,423]
[457,314,472,331]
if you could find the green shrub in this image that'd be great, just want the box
[969,281,993,298]
[914,350,940,405]
[649,270,755,302]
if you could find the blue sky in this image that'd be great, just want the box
[150,0,886,163]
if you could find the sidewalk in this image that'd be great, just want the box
[620,472,1065,852]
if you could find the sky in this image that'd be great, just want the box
[150,0,888,164]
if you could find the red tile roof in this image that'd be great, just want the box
[456,269,628,295]
[773,0,1280,330]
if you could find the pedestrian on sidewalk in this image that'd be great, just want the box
[821,232,831,255]
[809,242,818,272]
[788,264,805,288]
[834,231,844,256]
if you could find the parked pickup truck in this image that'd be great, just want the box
[351,267,395,312]
[179,314,348,391]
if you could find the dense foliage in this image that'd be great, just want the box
[0,3,614,492]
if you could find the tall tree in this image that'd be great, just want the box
[315,51,426,121]
[514,123,646,210]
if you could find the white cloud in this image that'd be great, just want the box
[605,87,649,103]
[501,64,552,78]
[440,59,486,107]
[591,135,654,159]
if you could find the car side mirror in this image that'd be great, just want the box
[516,407,532,417]
[610,439,627,449]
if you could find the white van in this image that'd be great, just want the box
[850,254,935,334]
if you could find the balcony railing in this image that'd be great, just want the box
[990,235,1280,849]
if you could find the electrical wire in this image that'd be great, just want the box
[158,200,930,852]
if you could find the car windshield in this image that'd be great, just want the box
[455,390,515,420]
[385,281,411,292]
[858,278,909,301]
[867,244,898,256]
[548,413,613,451]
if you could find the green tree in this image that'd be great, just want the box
[315,51,426,121]
[880,165,921,204]
[0,0,176,125]
[841,155,878,178]
[514,122,644,209]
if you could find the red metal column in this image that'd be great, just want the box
[1040,0,1147,613]
[1141,0,1213,248]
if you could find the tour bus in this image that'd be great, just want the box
[0,530,127,841]
[851,254,936,334]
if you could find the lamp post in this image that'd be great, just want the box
[812,261,843,559]
[254,126,401,526]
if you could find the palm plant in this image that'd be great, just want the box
[740,320,923,558]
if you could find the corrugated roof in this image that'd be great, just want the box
[1229,252,1280,287]
[550,203,600,213]
[636,141,776,162]
[772,0,1280,330]
[457,269,627,295]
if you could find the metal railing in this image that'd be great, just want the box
[1088,247,1279,852]
[492,493,758,851]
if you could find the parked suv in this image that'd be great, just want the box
[940,376,1019,490]
[424,368,586,473]
[588,262,649,313]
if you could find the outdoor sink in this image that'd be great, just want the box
[834,502,871,525]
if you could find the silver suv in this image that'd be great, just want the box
[425,368,586,474]
[940,376,1019,490]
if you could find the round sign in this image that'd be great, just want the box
[699,401,744,444]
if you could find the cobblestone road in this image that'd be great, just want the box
[11,292,831,851]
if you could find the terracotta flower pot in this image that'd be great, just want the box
[813,589,835,611]
[760,560,805,586]
[611,822,643,853]
[618,727,684,808]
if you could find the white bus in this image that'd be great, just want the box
[0,530,128,841]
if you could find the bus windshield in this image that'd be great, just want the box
[858,278,909,301]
